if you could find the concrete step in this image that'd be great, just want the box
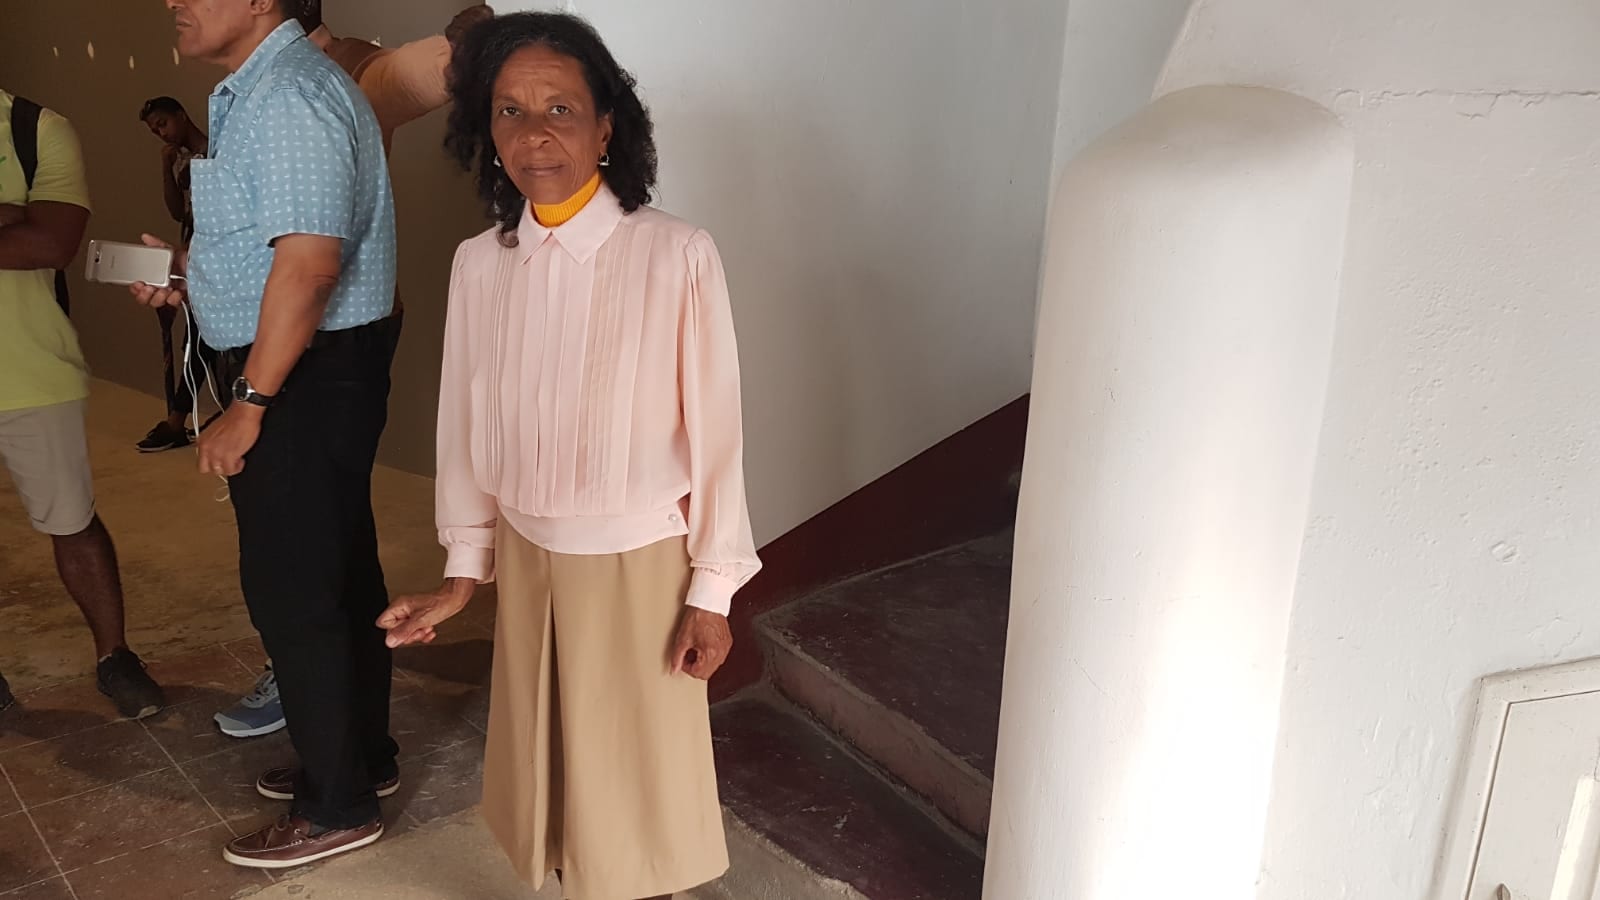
[712,696,984,900]
[757,533,1011,837]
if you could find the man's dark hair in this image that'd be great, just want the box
[443,12,658,244]
[139,96,186,122]
[295,0,323,32]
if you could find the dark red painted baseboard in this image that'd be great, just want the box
[711,395,1029,703]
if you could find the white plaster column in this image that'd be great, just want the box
[984,86,1353,900]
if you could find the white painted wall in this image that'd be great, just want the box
[987,85,1351,900]
[1158,3,1600,898]
[496,0,1067,543]
[1048,0,1194,172]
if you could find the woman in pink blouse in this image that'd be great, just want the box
[378,12,760,900]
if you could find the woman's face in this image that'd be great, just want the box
[490,44,613,207]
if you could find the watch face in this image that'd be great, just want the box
[232,377,250,403]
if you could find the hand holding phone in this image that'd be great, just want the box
[116,234,189,309]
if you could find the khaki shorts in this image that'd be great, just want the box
[0,400,96,536]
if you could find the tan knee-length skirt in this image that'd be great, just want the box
[482,526,729,900]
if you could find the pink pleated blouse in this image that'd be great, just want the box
[435,185,761,615]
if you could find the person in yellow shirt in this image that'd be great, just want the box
[0,89,165,719]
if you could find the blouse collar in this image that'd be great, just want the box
[515,181,625,265]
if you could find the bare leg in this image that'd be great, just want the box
[157,305,185,431]
[51,515,127,659]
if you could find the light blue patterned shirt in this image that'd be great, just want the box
[187,20,396,350]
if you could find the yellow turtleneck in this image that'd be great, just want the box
[533,173,602,227]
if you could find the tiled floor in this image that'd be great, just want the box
[0,381,500,898]
[0,608,499,899]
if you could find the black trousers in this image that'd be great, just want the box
[157,304,218,418]
[218,316,401,829]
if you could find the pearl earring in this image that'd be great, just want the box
[494,155,503,168]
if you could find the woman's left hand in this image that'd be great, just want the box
[671,608,733,681]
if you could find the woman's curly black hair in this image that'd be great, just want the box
[444,12,658,246]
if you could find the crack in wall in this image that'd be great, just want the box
[1334,88,1600,118]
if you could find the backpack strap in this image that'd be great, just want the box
[9,96,70,315]
[11,95,41,190]
[53,269,71,316]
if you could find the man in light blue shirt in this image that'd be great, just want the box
[186,22,396,347]
[133,0,402,869]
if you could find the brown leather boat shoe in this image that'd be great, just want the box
[222,815,383,869]
[256,766,400,801]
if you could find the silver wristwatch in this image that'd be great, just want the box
[231,376,278,409]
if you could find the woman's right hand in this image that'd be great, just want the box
[378,578,477,648]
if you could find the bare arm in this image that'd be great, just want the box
[0,200,89,272]
[192,233,343,478]
[358,5,491,135]
[5,108,91,273]
[243,234,344,396]
[359,37,452,135]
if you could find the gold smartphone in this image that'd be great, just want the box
[84,240,175,287]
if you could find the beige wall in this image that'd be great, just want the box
[0,0,486,474]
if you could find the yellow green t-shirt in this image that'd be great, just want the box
[0,90,91,413]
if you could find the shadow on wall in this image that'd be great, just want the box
[660,96,1037,542]
[662,108,859,530]
[0,0,487,476]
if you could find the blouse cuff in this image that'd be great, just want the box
[685,568,740,617]
[443,543,495,585]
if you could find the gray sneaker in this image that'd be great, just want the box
[215,666,286,738]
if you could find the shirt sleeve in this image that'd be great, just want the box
[255,85,360,244]
[29,110,91,211]
[437,241,498,583]
[680,231,762,615]
[358,37,452,137]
